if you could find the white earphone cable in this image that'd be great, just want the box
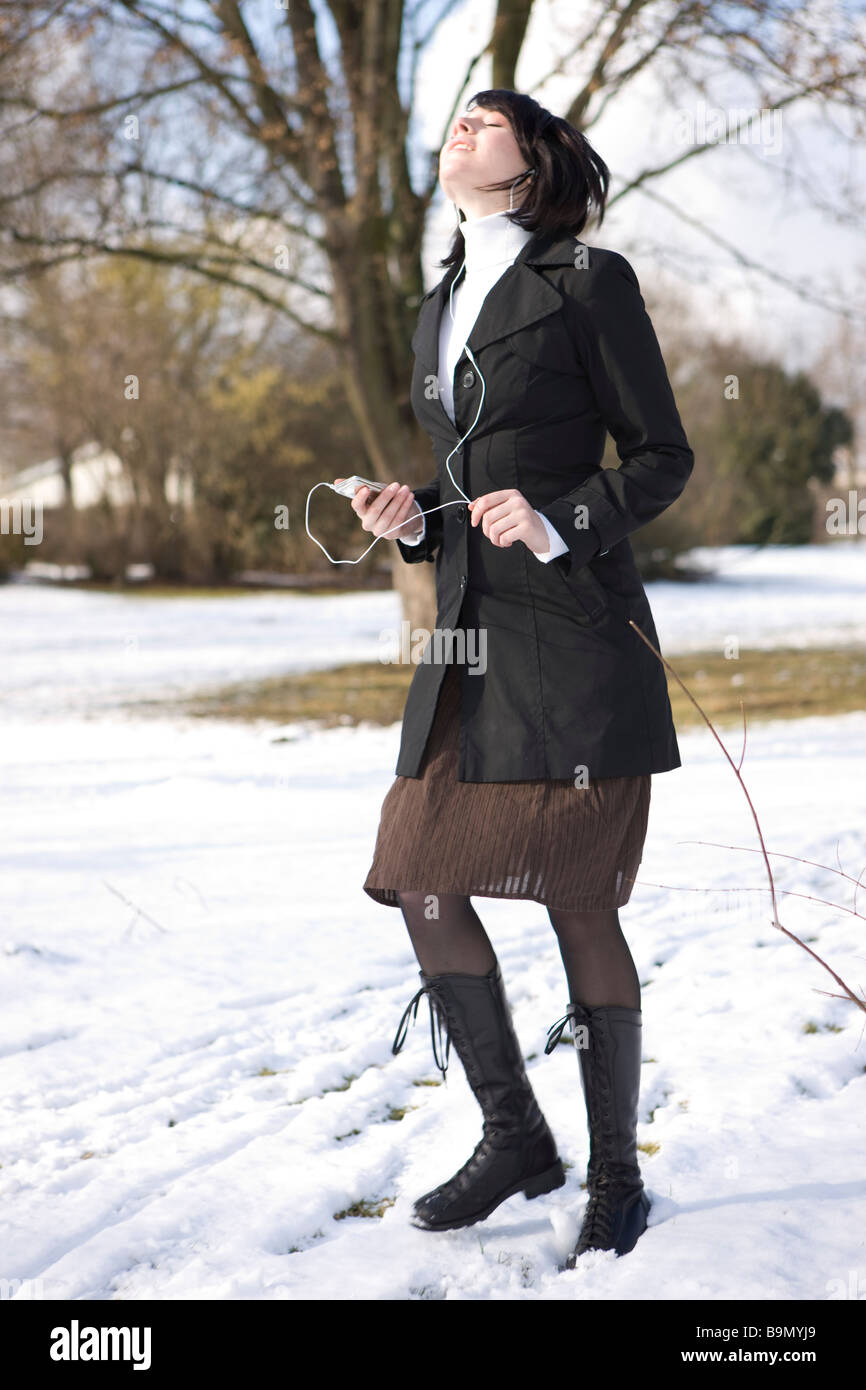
[304,170,532,565]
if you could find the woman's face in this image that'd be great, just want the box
[439,105,529,218]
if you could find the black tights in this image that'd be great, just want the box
[396,891,641,1011]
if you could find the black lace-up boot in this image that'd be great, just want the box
[545,1002,650,1265]
[392,962,565,1231]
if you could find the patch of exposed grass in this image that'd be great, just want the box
[665,645,866,729]
[287,1073,358,1106]
[122,644,866,729]
[288,1229,325,1252]
[386,1105,419,1121]
[647,1090,673,1123]
[333,1196,396,1220]
[323,1073,357,1095]
[153,660,414,727]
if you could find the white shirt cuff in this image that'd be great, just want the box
[530,511,569,562]
[400,503,426,545]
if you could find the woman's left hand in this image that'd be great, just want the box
[468,489,551,554]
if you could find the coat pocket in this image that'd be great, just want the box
[545,553,614,625]
[563,561,611,624]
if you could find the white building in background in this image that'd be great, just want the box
[0,440,194,510]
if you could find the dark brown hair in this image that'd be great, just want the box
[439,89,609,268]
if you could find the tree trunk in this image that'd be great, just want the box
[330,260,440,633]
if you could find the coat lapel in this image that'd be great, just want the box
[411,231,579,381]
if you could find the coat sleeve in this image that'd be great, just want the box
[536,249,694,575]
[395,479,443,564]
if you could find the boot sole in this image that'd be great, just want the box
[410,1159,566,1233]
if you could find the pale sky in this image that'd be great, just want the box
[410,0,865,392]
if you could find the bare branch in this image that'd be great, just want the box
[677,841,866,896]
[0,75,207,119]
[0,161,325,244]
[278,0,346,209]
[2,228,341,344]
[113,0,271,146]
[567,0,657,129]
[629,617,866,1016]
[628,180,859,321]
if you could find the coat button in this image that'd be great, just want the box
[461,369,475,388]
[456,505,466,522]
[459,575,467,587]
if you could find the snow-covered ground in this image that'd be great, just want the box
[2,542,864,719]
[1,545,864,1301]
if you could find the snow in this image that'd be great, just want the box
[2,542,864,720]
[0,543,864,1301]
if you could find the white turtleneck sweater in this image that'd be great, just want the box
[402,208,567,562]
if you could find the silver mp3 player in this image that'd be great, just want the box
[331,475,387,498]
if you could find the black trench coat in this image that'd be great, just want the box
[393,230,694,783]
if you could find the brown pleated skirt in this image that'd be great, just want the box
[363,661,651,912]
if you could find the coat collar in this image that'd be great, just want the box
[412,229,581,375]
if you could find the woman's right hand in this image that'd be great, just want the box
[334,478,424,542]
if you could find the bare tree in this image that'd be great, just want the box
[0,1,863,625]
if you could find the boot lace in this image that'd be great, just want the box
[544,1007,574,1054]
[424,1135,491,1203]
[577,1171,616,1251]
[391,983,452,1079]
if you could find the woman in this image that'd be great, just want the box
[338,89,693,1269]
